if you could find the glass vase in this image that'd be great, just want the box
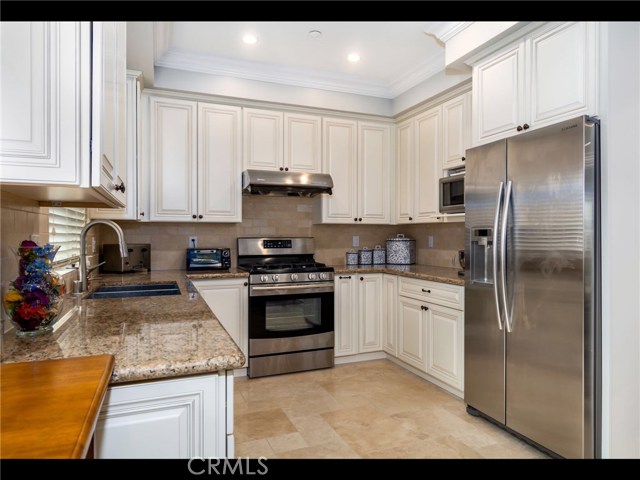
[3,241,65,337]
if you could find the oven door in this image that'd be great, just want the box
[248,283,334,339]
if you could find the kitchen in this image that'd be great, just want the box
[0,21,638,461]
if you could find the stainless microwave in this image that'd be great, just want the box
[439,171,465,214]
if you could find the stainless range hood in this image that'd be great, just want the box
[242,169,333,197]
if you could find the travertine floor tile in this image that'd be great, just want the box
[234,408,297,443]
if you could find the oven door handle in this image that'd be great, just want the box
[250,283,334,296]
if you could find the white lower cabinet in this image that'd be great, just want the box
[425,303,464,391]
[382,274,398,356]
[397,295,428,370]
[334,274,383,357]
[191,279,248,368]
[94,371,232,458]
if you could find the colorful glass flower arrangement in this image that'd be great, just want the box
[3,240,65,336]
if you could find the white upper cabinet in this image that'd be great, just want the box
[244,108,322,173]
[198,103,242,222]
[414,107,441,221]
[90,71,144,221]
[0,22,128,207]
[395,119,414,223]
[284,113,322,173]
[441,91,471,170]
[317,118,391,224]
[472,43,526,145]
[528,22,598,129]
[148,95,242,223]
[472,22,598,146]
[148,96,198,221]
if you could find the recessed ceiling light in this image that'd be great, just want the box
[309,30,322,38]
[347,52,361,62]
[243,34,257,45]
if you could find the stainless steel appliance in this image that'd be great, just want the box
[238,237,335,378]
[439,167,465,213]
[186,248,231,271]
[464,116,600,458]
[242,169,333,197]
[102,243,150,273]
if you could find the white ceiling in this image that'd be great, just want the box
[153,22,454,99]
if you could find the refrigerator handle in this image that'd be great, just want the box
[492,181,505,331]
[501,180,513,333]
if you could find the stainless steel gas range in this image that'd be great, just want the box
[237,237,335,378]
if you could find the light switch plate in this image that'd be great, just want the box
[352,236,360,247]
[428,236,434,248]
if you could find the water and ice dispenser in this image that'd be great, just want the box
[470,228,494,285]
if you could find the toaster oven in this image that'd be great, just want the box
[187,248,231,271]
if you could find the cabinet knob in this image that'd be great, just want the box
[461,156,466,162]
[523,123,530,130]
[358,218,363,222]
[409,217,413,221]
[516,125,523,132]
[244,282,248,287]
[422,288,431,293]
[354,218,358,222]
[192,214,197,219]
[198,215,203,219]
[115,182,126,193]
[284,167,289,171]
[360,277,364,281]
[421,305,429,311]
[279,167,284,171]
[140,212,144,216]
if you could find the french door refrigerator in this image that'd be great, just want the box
[464,115,600,458]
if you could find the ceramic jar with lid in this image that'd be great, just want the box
[358,247,373,265]
[372,245,386,265]
[346,250,358,265]
[386,234,416,265]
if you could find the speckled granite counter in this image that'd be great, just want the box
[1,271,245,384]
[333,264,465,286]
[186,268,249,280]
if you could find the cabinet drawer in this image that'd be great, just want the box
[398,277,463,310]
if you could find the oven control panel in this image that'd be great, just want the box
[250,271,334,284]
[262,239,292,249]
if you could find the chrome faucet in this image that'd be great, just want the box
[79,219,128,293]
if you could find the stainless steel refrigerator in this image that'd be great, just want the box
[464,115,600,459]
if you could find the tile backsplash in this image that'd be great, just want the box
[99,196,465,270]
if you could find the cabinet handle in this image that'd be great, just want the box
[140,212,144,216]
[244,282,248,287]
[115,182,126,193]
[198,215,203,219]
[516,125,523,132]
[360,277,364,281]
[279,167,284,171]
[422,288,431,293]
[192,214,197,219]
[461,156,466,162]
[523,123,530,130]
[284,167,289,171]
[339,275,352,279]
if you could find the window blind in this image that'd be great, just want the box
[48,207,86,263]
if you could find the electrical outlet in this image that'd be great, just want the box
[352,236,360,247]
[428,236,434,248]
[189,236,198,248]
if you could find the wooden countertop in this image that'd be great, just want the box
[1,355,114,458]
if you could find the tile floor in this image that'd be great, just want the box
[234,359,548,459]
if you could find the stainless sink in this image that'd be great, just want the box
[86,282,181,299]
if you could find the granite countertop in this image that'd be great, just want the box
[333,264,465,286]
[1,271,245,384]
[186,268,249,280]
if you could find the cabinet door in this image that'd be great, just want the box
[284,113,322,173]
[0,22,89,184]
[382,275,398,356]
[148,96,198,221]
[395,119,414,224]
[397,296,427,371]
[425,303,464,391]
[358,122,391,224]
[243,108,283,171]
[358,274,383,353]
[192,279,248,367]
[318,118,358,224]
[198,103,242,222]
[442,91,471,170]
[91,22,127,207]
[95,373,227,458]
[473,43,526,145]
[414,106,441,221]
[528,22,597,129]
[90,72,142,220]
[334,275,358,357]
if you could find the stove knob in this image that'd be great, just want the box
[319,272,328,280]
[290,273,298,281]
[308,273,317,280]
[260,275,268,283]
[272,274,279,282]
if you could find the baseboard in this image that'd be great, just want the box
[385,355,463,399]
[334,351,387,365]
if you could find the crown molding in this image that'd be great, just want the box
[387,51,445,97]
[423,22,473,43]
